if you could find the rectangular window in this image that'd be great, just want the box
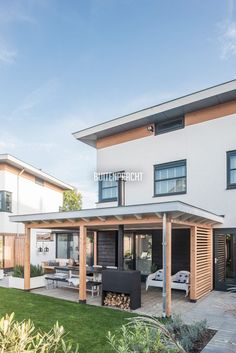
[227,150,236,189]
[155,116,184,135]
[35,177,44,186]
[154,160,187,196]
[0,191,12,212]
[99,173,118,202]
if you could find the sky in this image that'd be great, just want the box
[0,0,236,208]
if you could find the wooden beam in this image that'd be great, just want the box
[190,226,197,301]
[24,227,31,290]
[82,217,90,222]
[93,231,97,266]
[166,216,172,317]
[97,216,106,222]
[79,225,87,303]
[134,214,142,220]
[117,225,124,270]
[27,215,163,229]
[115,215,123,221]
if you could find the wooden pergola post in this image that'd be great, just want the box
[79,225,87,303]
[93,231,97,266]
[24,226,31,290]
[162,214,172,318]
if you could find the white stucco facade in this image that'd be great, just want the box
[0,157,71,266]
[97,113,236,228]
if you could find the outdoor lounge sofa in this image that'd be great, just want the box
[146,269,190,296]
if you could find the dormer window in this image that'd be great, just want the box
[155,116,184,135]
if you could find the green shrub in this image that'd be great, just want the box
[0,312,79,352]
[108,316,185,353]
[165,315,208,352]
[12,264,44,278]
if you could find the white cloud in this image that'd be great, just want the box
[0,43,16,64]
[218,21,236,59]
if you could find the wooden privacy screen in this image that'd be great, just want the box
[190,226,213,300]
[15,237,25,266]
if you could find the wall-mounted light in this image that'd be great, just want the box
[44,247,49,253]
[147,125,154,133]
[38,247,43,253]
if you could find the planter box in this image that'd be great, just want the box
[9,275,45,290]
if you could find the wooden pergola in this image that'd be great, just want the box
[10,201,223,317]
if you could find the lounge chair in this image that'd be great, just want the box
[146,269,190,296]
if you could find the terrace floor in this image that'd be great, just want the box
[1,277,236,352]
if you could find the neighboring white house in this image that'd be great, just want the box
[0,154,72,268]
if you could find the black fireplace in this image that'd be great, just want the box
[102,269,141,310]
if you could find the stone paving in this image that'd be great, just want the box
[1,277,236,352]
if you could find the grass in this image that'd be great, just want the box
[0,287,134,353]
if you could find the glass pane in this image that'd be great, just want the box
[230,170,236,184]
[0,235,3,268]
[57,234,68,258]
[136,234,152,275]
[230,155,236,169]
[156,168,167,180]
[167,179,176,193]
[69,234,79,260]
[156,180,168,194]
[86,232,94,266]
[176,178,186,192]
[102,179,117,188]
[176,165,186,177]
[0,192,2,210]
[123,233,134,270]
[102,186,117,199]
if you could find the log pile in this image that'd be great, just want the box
[103,292,131,310]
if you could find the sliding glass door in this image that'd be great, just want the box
[123,232,152,275]
[136,233,152,275]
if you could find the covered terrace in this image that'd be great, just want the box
[10,201,224,317]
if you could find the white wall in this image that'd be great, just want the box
[30,229,56,266]
[0,170,63,265]
[97,113,236,228]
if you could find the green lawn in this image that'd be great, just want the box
[0,287,134,353]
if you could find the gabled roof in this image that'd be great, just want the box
[72,80,236,147]
[10,201,224,226]
[0,154,73,191]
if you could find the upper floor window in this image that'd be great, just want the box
[99,173,118,202]
[227,150,236,189]
[155,116,184,135]
[0,191,12,212]
[154,160,187,196]
[35,177,44,186]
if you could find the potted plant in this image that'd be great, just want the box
[9,264,45,290]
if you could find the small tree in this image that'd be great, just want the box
[60,189,82,212]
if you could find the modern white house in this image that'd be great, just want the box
[10,80,236,317]
[0,154,72,268]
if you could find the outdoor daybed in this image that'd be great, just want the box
[146,269,190,296]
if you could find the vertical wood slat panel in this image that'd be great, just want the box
[191,226,213,300]
[15,237,25,266]
[4,236,15,268]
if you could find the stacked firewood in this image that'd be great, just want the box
[104,292,131,310]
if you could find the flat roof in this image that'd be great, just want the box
[10,201,224,226]
[72,80,236,147]
[0,154,73,190]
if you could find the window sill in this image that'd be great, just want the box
[226,185,236,190]
[96,199,118,204]
[153,191,187,198]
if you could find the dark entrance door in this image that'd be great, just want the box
[214,230,236,290]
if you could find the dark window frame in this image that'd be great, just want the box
[227,150,236,189]
[98,172,119,203]
[35,177,44,186]
[155,116,185,135]
[153,159,187,197]
[0,191,12,212]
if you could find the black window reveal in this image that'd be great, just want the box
[154,160,187,196]
[227,150,236,189]
[35,177,44,186]
[155,116,184,135]
[99,173,118,202]
[0,191,12,212]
